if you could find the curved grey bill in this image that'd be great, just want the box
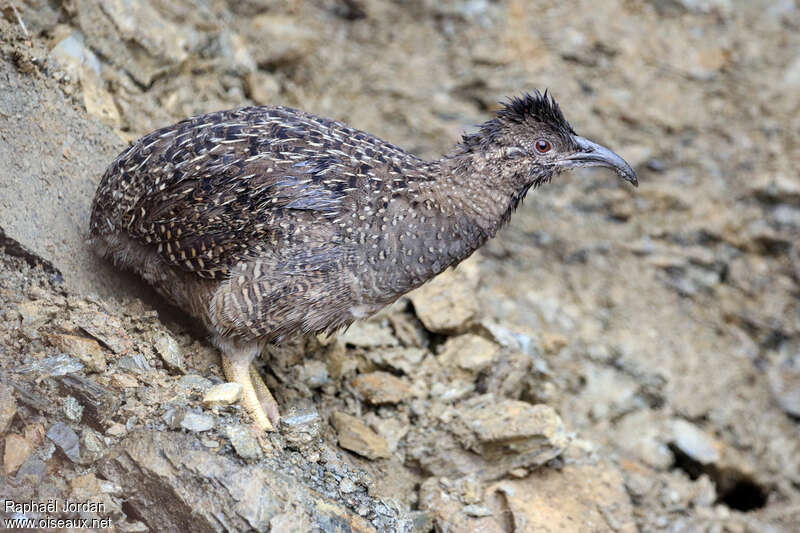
[562,136,639,187]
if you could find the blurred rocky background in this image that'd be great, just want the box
[1,0,799,531]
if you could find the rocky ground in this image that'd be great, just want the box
[1,0,799,531]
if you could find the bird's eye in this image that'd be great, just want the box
[535,139,552,154]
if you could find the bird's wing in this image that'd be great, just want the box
[105,107,363,279]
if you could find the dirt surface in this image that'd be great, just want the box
[1,1,799,532]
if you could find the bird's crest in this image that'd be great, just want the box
[496,90,575,134]
[460,90,576,150]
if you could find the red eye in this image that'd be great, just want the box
[535,139,552,153]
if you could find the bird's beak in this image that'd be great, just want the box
[560,136,638,187]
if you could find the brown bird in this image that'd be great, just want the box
[90,91,637,431]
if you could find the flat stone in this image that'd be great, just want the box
[339,321,399,348]
[111,373,139,388]
[366,347,427,375]
[299,360,330,388]
[0,382,17,432]
[81,429,106,463]
[202,382,243,408]
[153,331,185,373]
[367,415,410,453]
[331,411,391,460]
[339,477,357,494]
[201,438,220,449]
[117,353,151,374]
[17,354,84,377]
[483,461,637,533]
[408,261,480,334]
[452,395,568,465]
[177,374,213,391]
[14,456,47,487]
[16,300,53,328]
[351,372,413,405]
[613,410,673,470]
[280,407,322,450]
[438,334,499,373]
[269,510,312,532]
[106,422,127,437]
[463,504,493,518]
[0,59,128,300]
[226,424,263,460]
[177,411,215,432]
[217,30,257,73]
[671,419,720,465]
[48,333,107,373]
[3,433,35,475]
[47,421,81,462]
[57,374,121,431]
[73,310,133,355]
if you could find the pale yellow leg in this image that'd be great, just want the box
[221,355,275,432]
[250,365,280,427]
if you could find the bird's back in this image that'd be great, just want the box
[90,105,430,280]
[89,106,457,340]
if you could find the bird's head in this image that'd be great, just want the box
[463,91,638,191]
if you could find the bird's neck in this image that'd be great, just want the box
[421,150,524,244]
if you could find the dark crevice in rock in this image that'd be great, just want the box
[669,444,768,512]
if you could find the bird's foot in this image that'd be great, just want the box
[221,355,279,432]
[250,365,280,428]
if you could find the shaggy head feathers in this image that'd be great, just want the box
[496,91,575,134]
[461,90,576,150]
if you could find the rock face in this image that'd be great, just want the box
[0,59,127,298]
[97,430,380,532]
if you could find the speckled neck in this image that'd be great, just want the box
[423,150,523,243]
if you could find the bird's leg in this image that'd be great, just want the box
[217,338,276,432]
[250,365,280,427]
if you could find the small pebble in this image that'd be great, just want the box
[339,477,357,494]
[178,411,215,432]
[226,425,262,460]
[106,422,127,437]
[14,457,47,487]
[153,331,185,373]
[330,411,391,460]
[62,395,84,422]
[178,374,213,391]
[47,421,81,462]
[202,382,243,408]
[117,353,151,374]
[462,504,493,518]
[111,373,138,388]
[350,372,413,405]
[17,354,83,376]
